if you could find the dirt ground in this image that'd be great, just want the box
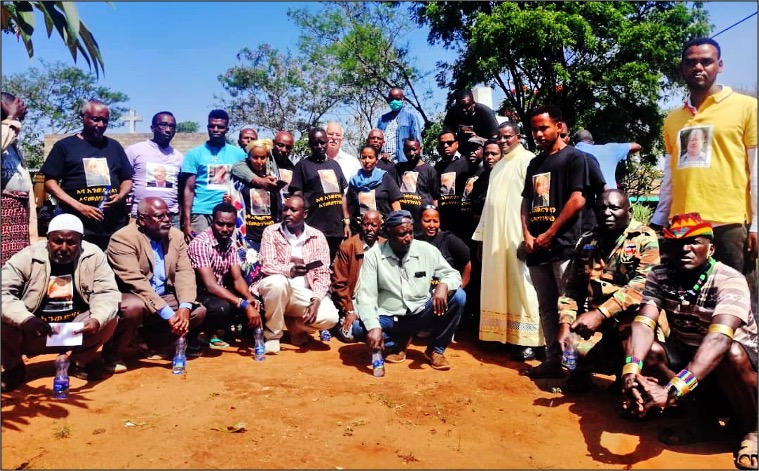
[1,331,735,470]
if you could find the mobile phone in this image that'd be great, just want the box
[305,260,323,270]
[276,180,289,189]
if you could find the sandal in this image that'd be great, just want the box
[208,337,230,349]
[735,431,758,470]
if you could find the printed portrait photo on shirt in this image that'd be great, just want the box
[358,190,377,214]
[82,157,111,187]
[401,171,418,193]
[318,169,340,194]
[249,188,271,216]
[532,172,551,208]
[146,163,177,189]
[207,164,231,189]
[46,275,74,312]
[279,168,293,195]
[462,176,478,201]
[440,172,456,196]
[677,125,713,169]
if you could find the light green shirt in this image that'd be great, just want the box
[355,239,462,331]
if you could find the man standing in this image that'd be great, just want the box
[180,109,246,242]
[332,210,384,341]
[443,89,499,146]
[41,99,134,250]
[366,128,396,177]
[521,105,588,378]
[325,122,360,181]
[573,129,641,190]
[621,213,757,471]
[1,214,120,389]
[651,37,757,282]
[376,87,421,164]
[557,190,660,393]
[252,194,339,352]
[473,121,542,361]
[237,128,258,150]
[289,128,351,261]
[104,197,207,372]
[126,111,184,227]
[434,129,469,234]
[395,137,438,235]
[187,202,262,351]
[352,210,465,370]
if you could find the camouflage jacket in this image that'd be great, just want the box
[558,219,660,324]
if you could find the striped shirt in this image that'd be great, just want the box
[642,261,757,353]
[187,228,241,288]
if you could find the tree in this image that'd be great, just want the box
[288,2,435,134]
[1,2,108,77]
[176,121,199,133]
[412,1,710,159]
[3,60,129,168]
[217,43,344,137]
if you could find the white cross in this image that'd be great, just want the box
[122,109,143,133]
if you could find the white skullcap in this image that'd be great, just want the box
[47,214,84,235]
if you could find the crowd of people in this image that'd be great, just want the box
[1,37,757,470]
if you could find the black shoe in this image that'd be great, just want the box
[1,363,27,391]
[564,371,595,394]
[524,362,565,379]
[70,361,104,381]
[511,346,537,362]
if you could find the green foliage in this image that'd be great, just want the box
[420,113,445,165]
[176,121,199,133]
[412,2,710,151]
[619,155,662,202]
[1,2,109,78]
[631,203,653,226]
[3,60,129,168]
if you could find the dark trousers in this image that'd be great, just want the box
[196,293,244,337]
[103,293,206,360]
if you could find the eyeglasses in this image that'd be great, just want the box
[154,122,176,129]
[423,205,438,211]
[439,140,456,146]
[207,124,226,130]
[275,142,294,150]
[140,212,174,222]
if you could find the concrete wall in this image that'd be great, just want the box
[42,132,210,160]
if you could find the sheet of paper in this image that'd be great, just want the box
[46,322,84,347]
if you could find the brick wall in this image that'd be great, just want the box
[42,132,210,159]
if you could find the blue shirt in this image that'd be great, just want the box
[181,142,246,215]
[575,141,631,190]
[150,238,193,319]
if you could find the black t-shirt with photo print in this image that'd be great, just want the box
[41,135,134,238]
[395,161,438,235]
[239,175,282,244]
[289,157,347,238]
[346,172,403,233]
[521,145,589,266]
[458,164,485,242]
[36,262,87,323]
[434,157,470,233]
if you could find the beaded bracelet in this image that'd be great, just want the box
[665,369,698,397]
[625,356,643,369]
[707,323,735,339]
[633,315,657,331]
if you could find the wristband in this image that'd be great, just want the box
[624,356,643,369]
[633,315,657,331]
[240,299,250,309]
[707,323,735,339]
[598,306,611,319]
[343,218,350,225]
[621,363,641,376]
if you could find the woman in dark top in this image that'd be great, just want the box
[416,206,471,289]
[346,145,402,233]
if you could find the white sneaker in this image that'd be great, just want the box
[264,339,280,354]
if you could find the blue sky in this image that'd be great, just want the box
[2,1,757,137]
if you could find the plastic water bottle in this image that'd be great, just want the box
[371,348,385,377]
[562,334,579,371]
[172,336,187,375]
[53,354,70,399]
[320,329,332,342]
[253,327,266,361]
[98,185,112,211]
